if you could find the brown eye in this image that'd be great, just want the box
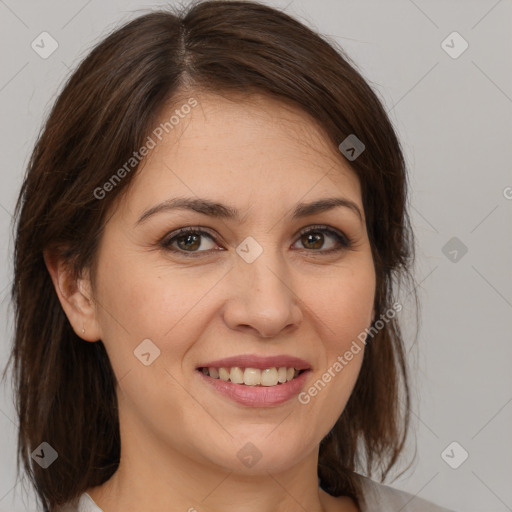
[300,232,325,250]
[162,228,218,255]
[293,226,352,253]
[175,233,202,251]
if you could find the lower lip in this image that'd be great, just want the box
[197,369,311,407]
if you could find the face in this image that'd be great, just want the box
[84,92,376,475]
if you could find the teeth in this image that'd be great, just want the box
[261,368,278,386]
[243,368,261,386]
[229,367,244,384]
[218,367,230,381]
[203,366,302,386]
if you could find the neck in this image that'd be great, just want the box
[89,447,330,512]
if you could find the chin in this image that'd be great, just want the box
[197,433,313,476]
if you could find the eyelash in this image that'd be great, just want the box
[159,225,354,258]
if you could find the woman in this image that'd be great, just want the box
[4,1,456,511]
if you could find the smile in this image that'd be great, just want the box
[196,367,311,407]
[198,366,306,386]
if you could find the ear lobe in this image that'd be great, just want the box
[43,249,102,342]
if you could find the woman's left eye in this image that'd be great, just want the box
[293,225,352,253]
[160,225,353,257]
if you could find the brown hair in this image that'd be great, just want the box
[2,1,418,510]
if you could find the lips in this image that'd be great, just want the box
[194,354,313,406]
[195,354,312,371]
[197,367,311,406]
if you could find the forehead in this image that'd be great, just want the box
[116,91,363,221]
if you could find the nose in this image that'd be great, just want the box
[222,250,303,339]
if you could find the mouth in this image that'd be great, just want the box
[196,367,311,407]
[196,366,308,387]
[195,354,312,407]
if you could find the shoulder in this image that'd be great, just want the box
[355,474,457,512]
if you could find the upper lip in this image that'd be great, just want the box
[197,354,312,371]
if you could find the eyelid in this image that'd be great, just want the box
[296,224,348,241]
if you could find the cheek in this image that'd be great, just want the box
[94,252,225,383]
[93,257,207,423]
[298,262,374,418]
[97,253,203,336]
[308,262,376,349]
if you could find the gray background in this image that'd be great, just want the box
[1,0,511,511]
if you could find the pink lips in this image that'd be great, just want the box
[195,353,312,407]
[197,368,311,407]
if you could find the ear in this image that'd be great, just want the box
[43,249,102,342]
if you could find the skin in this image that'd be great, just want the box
[45,91,376,512]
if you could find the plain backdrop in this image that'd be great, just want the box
[0,1,511,511]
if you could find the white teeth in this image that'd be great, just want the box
[243,368,261,386]
[261,368,279,386]
[219,367,230,381]
[202,366,303,386]
[229,367,244,384]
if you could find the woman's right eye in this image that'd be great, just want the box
[161,227,220,256]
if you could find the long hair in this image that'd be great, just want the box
[2,1,417,510]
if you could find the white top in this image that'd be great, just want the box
[59,475,456,512]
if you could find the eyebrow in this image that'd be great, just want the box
[136,196,363,225]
